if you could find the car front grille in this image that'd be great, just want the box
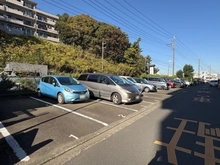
[73,90,87,94]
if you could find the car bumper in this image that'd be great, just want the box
[122,93,142,103]
[64,91,90,103]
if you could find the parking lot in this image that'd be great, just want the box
[0,87,183,165]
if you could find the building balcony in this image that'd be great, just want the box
[5,0,23,7]
[47,28,58,34]
[39,36,59,43]
[47,36,59,43]
[6,8,23,16]
[0,5,4,11]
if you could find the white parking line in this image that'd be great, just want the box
[143,95,164,99]
[30,97,108,126]
[142,101,155,104]
[99,101,138,112]
[0,122,30,162]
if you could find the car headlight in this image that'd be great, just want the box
[122,89,133,94]
[64,87,74,93]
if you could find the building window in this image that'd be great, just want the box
[38,23,47,30]
[38,15,47,22]
[24,20,32,26]
[23,11,34,18]
[24,2,33,9]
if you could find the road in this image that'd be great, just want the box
[59,84,220,165]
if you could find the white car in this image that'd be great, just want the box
[209,80,218,87]
[184,80,191,87]
[120,76,156,93]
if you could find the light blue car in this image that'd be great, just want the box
[37,75,90,104]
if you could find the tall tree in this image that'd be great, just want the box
[183,64,194,81]
[94,22,130,63]
[176,70,183,78]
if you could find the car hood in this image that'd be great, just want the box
[63,84,87,91]
[119,84,140,93]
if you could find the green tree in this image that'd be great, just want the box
[176,70,183,78]
[183,64,194,81]
[95,22,130,63]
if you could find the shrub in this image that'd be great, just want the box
[0,74,15,92]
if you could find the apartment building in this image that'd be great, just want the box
[0,0,59,43]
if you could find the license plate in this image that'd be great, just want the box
[80,95,86,99]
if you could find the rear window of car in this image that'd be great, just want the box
[87,74,98,82]
[78,74,88,81]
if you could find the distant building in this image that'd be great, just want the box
[0,0,59,43]
[194,71,218,82]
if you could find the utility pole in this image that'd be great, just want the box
[144,57,146,73]
[102,42,106,72]
[198,58,200,78]
[172,36,176,76]
[167,36,176,76]
[168,65,170,76]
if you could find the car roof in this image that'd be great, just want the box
[81,73,117,76]
[43,75,71,78]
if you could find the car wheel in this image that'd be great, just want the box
[144,87,150,93]
[57,93,65,104]
[37,89,42,97]
[112,93,122,105]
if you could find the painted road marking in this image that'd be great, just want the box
[118,114,126,118]
[99,101,138,112]
[143,95,164,99]
[142,101,154,104]
[154,118,220,165]
[30,97,108,126]
[69,134,79,140]
[0,122,30,162]
[193,96,210,102]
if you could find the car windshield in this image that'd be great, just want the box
[142,79,149,84]
[110,75,131,85]
[57,76,80,85]
[127,77,136,83]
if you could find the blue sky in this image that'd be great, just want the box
[36,0,220,75]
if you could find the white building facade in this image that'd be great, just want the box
[0,0,59,42]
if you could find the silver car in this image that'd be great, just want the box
[143,77,168,90]
[120,76,157,93]
[132,77,157,92]
[78,73,142,104]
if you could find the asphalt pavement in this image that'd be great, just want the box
[60,84,220,165]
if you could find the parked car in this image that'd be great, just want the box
[37,75,90,104]
[132,77,157,92]
[174,79,184,88]
[163,78,175,88]
[143,77,168,90]
[119,76,142,93]
[183,80,191,87]
[209,80,218,87]
[78,73,142,104]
